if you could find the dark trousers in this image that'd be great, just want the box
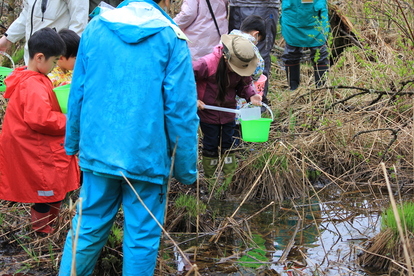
[200,121,236,157]
[282,43,329,66]
[34,201,62,213]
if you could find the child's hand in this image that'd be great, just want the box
[250,94,262,106]
[197,100,205,110]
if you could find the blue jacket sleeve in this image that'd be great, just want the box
[163,38,199,185]
[64,32,87,155]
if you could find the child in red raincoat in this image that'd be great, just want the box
[0,28,80,234]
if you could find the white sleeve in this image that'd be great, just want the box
[5,0,29,43]
[67,0,89,36]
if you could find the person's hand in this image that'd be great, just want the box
[0,36,12,52]
[250,93,262,106]
[197,100,205,110]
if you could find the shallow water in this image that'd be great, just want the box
[169,187,391,275]
[0,187,392,276]
[270,200,381,275]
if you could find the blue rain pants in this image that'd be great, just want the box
[59,171,167,276]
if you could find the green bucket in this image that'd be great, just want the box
[240,118,272,142]
[240,103,273,142]
[0,51,15,92]
[53,84,71,114]
[0,67,12,92]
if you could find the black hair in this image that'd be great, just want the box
[58,29,80,59]
[28,27,66,59]
[240,15,266,42]
[215,49,229,104]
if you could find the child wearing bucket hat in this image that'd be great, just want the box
[0,28,80,234]
[229,15,266,81]
[194,34,262,187]
[229,15,267,145]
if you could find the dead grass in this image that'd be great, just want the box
[238,17,414,201]
[0,201,73,275]
[358,228,414,275]
[1,0,414,275]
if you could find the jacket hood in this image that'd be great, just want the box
[99,0,186,44]
[212,44,223,59]
[4,66,46,98]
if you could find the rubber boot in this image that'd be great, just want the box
[49,202,62,226]
[31,206,53,234]
[222,153,237,186]
[285,63,300,90]
[314,64,329,88]
[201,156,219,179]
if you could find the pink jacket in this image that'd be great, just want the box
[174,0,228,60]
[193,45,256,125]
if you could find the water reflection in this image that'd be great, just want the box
[170,189,388,275]
[270,198,382,275]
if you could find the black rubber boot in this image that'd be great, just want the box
[285,63,300,90]
[314,64,329,88]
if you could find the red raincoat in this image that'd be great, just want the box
[0,66,79,203]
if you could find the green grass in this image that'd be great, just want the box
[381,202,414,234]
[175,194,206,218]
[107,223,123,248]
[252,152,288,172]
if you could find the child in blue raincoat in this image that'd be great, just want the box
[58,0,199,275]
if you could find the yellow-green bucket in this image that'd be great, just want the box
[240,118,272,142]
[240,103,273,142]
[0,51,15,92]
[53,84,71,114]
[0,67,12,92]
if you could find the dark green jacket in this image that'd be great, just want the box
[281,0,330,47]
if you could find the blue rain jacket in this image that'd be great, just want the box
[280,0,330,47]
[65,0,199,185]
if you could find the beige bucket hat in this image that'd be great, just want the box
[221,34,258,76]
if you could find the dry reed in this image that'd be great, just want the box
[1,0,414,275]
